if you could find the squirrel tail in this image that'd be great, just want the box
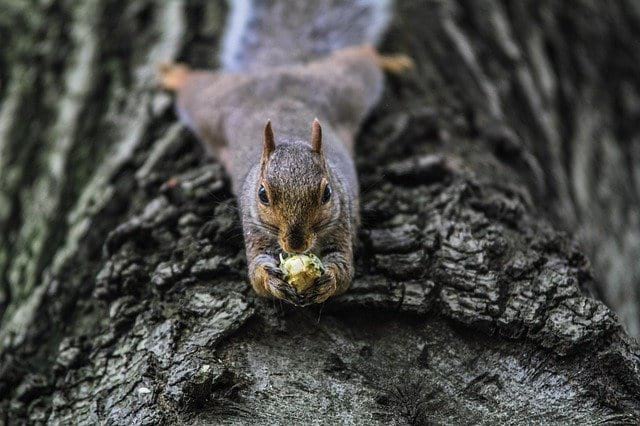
[220,0,392,72]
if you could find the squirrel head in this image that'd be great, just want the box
[256,119,337,254]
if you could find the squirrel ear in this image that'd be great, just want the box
[262,120,275,160]
[311,118,322,154]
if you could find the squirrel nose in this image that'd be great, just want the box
[285,235,306,254]
[281,228,308,254]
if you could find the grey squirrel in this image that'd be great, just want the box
[160,0,411,305]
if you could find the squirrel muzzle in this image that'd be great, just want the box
[279,224,316,254]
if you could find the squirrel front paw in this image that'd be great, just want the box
[253,262,301,305]
[299,268,338,306]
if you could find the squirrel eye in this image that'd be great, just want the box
[258,185,269,205]
[322,184,332,204]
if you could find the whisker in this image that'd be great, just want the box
[316,302,325,323]
[359,171,388,197]
[244,220,277,231]
[220,231,246,242]
[313,218,342,233]
[244,220,279,236]
[212,201,240,215]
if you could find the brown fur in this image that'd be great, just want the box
[160,46,408,305]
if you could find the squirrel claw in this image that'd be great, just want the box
[298,271,337,306]
[263,265,302,305]
[267,277,301,305]
[376,53,414,75]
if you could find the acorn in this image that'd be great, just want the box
[279,253,325,292]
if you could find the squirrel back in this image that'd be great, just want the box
[221,0,391,71]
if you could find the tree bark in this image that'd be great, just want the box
[1,0,639,424]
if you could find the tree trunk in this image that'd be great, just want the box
[1,0,639,424]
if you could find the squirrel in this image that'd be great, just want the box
[159,0,411,305]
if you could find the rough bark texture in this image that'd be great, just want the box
[1,0,639,424]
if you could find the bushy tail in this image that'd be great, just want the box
[220,0,392,72]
